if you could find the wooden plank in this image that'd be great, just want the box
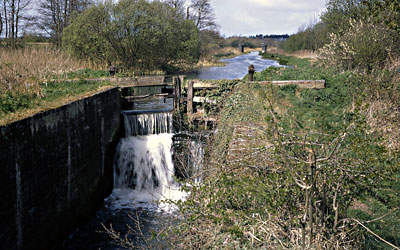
[185,80,325,90]
[259,80,325,89]
[114,76,169,87]
[42,76,169,87]
[193,96,217,104]
[173,76,181,110]
[123,93,173,101]
[179,76,185,104]
[191,81,218,89]
[187,81,194,115]
[188,114,217,121]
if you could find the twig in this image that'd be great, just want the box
[365,208,399,223]
[350,218,400,249]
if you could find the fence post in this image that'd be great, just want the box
[173,77,177,110]
[187,80,194,115]
[179,75,185,104]
[248,64,255,81]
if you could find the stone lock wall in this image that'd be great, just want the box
[0,88,121,250]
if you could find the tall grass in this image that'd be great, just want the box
[0,47,109,125]
[0,47,101,95]
[176,55,400,249]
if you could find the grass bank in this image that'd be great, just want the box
[174,54,400,249]
[0,47,116,125]
[0,80,113,126]
[196,47,257,68]
[0,47,168,126]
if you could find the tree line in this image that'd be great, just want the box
[0,0,217,71]
[282,0,400,72]
[249,34,290,40]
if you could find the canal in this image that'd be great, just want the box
[56,51,280,250]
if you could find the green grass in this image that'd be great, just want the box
[0,80,112,125]
[40,80,110,100]
[259,58,400,249]
[178,54,400,249]
[213,52,234,58]
[255,53,358,134]
[63,68,110,79]
[256,53,325,80]
[52,68,167,80]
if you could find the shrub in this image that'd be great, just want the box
[319,19,400,71]
[63,0,200,72]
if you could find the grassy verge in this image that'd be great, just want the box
[0,80,113,126]
[174,54,400,249]
[0,47,166,126]
[195,47,255,68]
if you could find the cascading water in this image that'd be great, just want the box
[109,111,186,211]
[58,52,281,249]
[123,111,173,136]
[189,140,204,183]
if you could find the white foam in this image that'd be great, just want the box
[111,133,188,213]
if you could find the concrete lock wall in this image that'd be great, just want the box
[0,88,121,250]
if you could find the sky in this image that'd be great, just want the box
[211,0,327,37]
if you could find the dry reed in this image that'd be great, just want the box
[268,46,319,60]
[364,58,400,151]
[0,47,102,95]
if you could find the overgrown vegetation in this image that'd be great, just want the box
[0,79,112,125]
[173,50,400,248]
[283,0,400,68]
[0,47,98,93]
[175,3,400,247]
[0,47,112,125]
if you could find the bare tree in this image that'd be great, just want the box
[1,0,32,47]
[2,0,8,39]
[164,0,185,9]
[37,0,91,46]
[162,0,217,31]
[188,0,217,31]
[0,9,3,37]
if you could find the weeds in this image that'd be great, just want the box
[319,19,400,72]
[0,80,112,126]
[0,47,113,125]
[0,47,101,94]
[175,55,400,249]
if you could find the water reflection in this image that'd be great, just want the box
[187,51,281,80]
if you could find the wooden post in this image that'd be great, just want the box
[187,80,194,115]
[179,75,185,104]
[262,45,267,53]
[173,77,179,110]
[248,64,255,81]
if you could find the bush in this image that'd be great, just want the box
[63,0,200,72]
[319,19,400,71]
[282,22,328,52]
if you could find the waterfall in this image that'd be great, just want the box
[189,140,204,183]
[110,111,185,210]
[114,134,176,198]
[123,111,173,137]
[172,133,205,184]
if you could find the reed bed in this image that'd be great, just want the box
[0,47,102,95]
[0,47,109,125]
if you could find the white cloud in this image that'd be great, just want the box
[246,0,323,11]
[211,0,326,36]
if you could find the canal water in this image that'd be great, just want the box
[57,52,279,250]
[187,51,282,80]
